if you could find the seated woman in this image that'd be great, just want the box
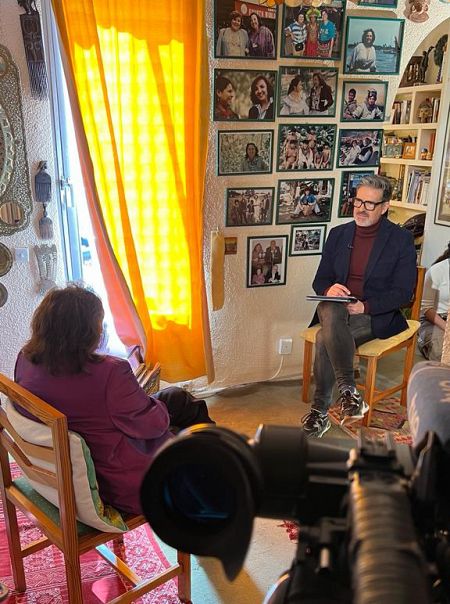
[14,285,214,516]
[418,243,450,361]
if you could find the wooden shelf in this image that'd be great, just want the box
[383,122,438,130]
[390,201,427,211]
[380,158,433,166]
[396,83,443,94]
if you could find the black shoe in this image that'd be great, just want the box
[337,386,368,425]
[301,408,331,438]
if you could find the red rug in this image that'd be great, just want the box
[280,397,411,543]
[0,466,180,603]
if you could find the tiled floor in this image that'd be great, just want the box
[157,348,425,603]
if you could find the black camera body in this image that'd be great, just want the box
[140,420,450,603]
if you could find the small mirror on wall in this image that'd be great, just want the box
[0,201,25,226]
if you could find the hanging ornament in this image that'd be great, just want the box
[34,161,53,239]
[17,0,48,99]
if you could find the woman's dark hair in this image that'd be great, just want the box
[434,242,450,264]
[362,28,376,43]
[312,72,326,87]
[229,10,242,23]
[287,75,302,95]
[249,12,260,28]
[216,75,233,95]
[250,75,274,105]
[245,142,259,158]
[22,285,105,375]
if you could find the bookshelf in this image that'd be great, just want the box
[381,83,443,218]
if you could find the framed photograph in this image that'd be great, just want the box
[402,142,417,159]
[382,142,403,158]
[435,110,450,225]
[281,1,345,61]
[344,17,405,75]
[247,236,288,287]
[214,69,277,122]
[276,178,334,224]
[224,237,237,255]
[341,81,387,122]
[400,56,422,87]
[214,0,278,60]
[277,124,336,172]
[218,130,273,176]
[337,129,382,168]
[359,0,398,7]
[278,67,338,118]
[338,170,375,217]
[225,187,274,226]
[290,224,327,256]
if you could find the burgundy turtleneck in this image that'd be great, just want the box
[346,219,382,310]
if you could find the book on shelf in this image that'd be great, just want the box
[432,97,440,123]
[405,169,431,206]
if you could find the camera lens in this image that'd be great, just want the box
[163,463,235,528]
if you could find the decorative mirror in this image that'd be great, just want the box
[0,242,13,276]
[0,44,32,235]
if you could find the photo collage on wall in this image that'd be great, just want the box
[213,0,405,287]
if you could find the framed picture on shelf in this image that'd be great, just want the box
[247,235,288,288]
[402,142,417,159]
[225,187,274,226]
[399,55,422,87]
[338,170,375,217]
[278,66,338,117]
[217,130,273,176]
[344,16,405,75]
[276,178,334,224]
[382,141,403,158]
[337,128,382,168]
[214,69,277,121]
[277,124,336,172]
[290,224,327,256]
[434,111,450,226]
[281,1,345,61]
[340,81,387,122]
[214,0,278,59]
[358,0,398,6]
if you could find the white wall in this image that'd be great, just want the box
[0,0,64,378]
[203,0,450,389]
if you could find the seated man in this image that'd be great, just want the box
[302,174,417,438]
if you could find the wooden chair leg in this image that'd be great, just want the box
[362,357,377,428]
[2,498,26,592]
[63,552,83,602]
[177,551,191,603]
[302,341,313,403]
[401,337,417,406]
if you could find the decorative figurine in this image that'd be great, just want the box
[17,0,48,99]
[418,46,434,83]
[34,161,53,239]
[34,244,57,294]
[418,98,433,123]
[404,0,430,23]
[420,147,428,160]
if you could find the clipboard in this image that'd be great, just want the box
[306,295,358,303]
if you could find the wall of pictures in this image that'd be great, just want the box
[204,0,450,387]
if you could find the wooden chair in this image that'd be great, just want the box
[300,266,425,427]
[0,373,191,603]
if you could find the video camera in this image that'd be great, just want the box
[140,365,450,603]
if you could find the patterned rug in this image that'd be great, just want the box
[0,465,180,603]
[280,397,411,543]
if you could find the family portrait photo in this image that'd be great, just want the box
[341,81,387,122]
[214,0,278,59]
[359,0,398,6]
[344,17,405,75]
[225,187,274,226]
[278,67,338,117]
[276,178,334,224]
[218,130,273,176]
[338,170,375,217]
[277,124,336,172]
[214,69,277,121]
[281,1,345,61]
[247,235,288,287]
[290,225,327,257]
[337,129,382,168]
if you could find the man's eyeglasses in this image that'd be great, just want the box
[353,198,386,211]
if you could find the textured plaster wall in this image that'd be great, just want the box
[204,0,450,388]
[0,0,64,378]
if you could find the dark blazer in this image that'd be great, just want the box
[310,217,417,339]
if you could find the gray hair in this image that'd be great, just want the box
[356,174,392,204]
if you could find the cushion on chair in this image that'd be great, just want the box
[5,399,127,533]
[301,320,420,357]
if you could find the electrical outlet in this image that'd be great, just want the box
[278,338,293,355]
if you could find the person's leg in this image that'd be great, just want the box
[418,321,444,362]
[154,387,215,431]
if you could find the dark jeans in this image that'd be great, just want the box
[154,387,215,431]
[312,302,374,413]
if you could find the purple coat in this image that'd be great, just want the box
[14,353,171,515]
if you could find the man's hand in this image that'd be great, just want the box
[346,300,365,315]
[326,283,351,297]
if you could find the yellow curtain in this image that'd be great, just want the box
[51,0,213,382]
